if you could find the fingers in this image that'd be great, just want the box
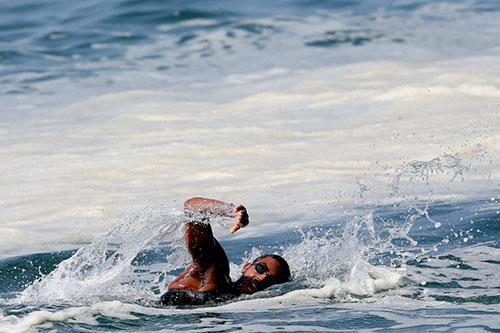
[233,205,249,227]
[230,223,241,233]
[233,205,247,217]
[230,204,249,233]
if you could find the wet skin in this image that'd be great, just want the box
[167,197,283,296]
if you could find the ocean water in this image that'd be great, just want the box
[1,0,500,331]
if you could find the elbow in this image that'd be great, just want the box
[184,197,200,208]
[184,197,205,212]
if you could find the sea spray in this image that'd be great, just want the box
[14,152,473,306]
[3,199,498,332]
[390,153,466,198]
[14,206,251,307]
[387,150,490,257]
[281,213,408,300]
[17,207,188,305]
[14,205,408,308]
[277,150,490,301]
[13,147,487,310]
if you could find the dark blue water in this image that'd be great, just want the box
[2,0,500,97]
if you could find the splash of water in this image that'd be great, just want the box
[281,212,409,300]
[277,150,485,300]
[387,150,486,256]
[390,153,465,197]
[13,151,485,307]
[17,207,187,305]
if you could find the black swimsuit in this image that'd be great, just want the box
[160,289,238,306]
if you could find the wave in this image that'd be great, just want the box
[1,242,498,332]
[1,194,498,331]
[3,0,500,97]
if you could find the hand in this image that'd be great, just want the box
[229,204,249,233]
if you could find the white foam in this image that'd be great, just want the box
[272,266,403,301]
[3,244,498,332]
[0,301,165,333]
[1,82,497,255]
[1,1,500,257]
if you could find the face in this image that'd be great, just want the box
[236,256,281,294]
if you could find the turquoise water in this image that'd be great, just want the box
[1,0,500,331]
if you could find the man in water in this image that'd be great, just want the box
[160,197,291,306]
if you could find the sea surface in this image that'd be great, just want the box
[1,0,500,332]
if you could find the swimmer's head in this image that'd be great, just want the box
[235,254,291,294]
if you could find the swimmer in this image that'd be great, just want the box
[160,197,290,306]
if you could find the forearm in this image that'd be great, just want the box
[184,197,235,217]
[184,197,249,233]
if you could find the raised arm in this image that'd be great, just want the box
[184,197,249,233]
[183,197,249,268]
